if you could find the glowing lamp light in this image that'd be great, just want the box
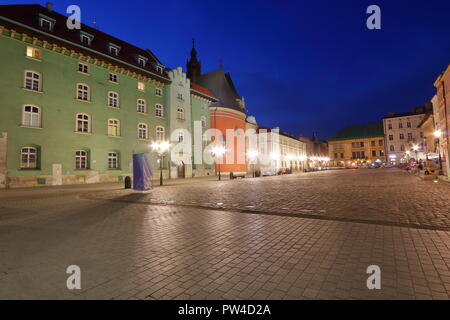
[406,151,410,155]
[412,145,419,151]
[211,146,226,157]
[434,130,442,138]
[299,155,307,161]
[286,154,295,161]
[247,150,259,160]
[270,152,280,159]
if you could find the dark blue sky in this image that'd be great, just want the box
[7,0,450,139]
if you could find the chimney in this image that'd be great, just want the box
[46,2,53,12]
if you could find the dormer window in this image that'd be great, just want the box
[39,15,55,31]
[138,57,147,67]
[156,65,163,73]
[109,44,120,56]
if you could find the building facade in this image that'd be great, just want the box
[187,43,248,176]
[328,122,386,167]
[0,4,174,188]
[382,106,430,164]
[433,64,450,178]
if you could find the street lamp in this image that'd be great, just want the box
[247,150,259,177]
[434,130,443,172]
[211,145,226,180]
[150,140,170,186]
[412,144,419,163]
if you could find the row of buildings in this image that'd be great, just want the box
[0,4,328,188]
[328,64,450,179]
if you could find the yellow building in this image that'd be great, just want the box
[328,122,386,167]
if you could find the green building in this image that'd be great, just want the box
[0,4,215,188]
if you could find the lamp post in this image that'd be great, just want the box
[434,130,443,172]
[412,144,419,163]
[211,145,226,180]
[150,141,170,186]
[247,150,259,177]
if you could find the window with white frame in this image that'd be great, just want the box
[24,71,41,91]
[155,104,163,117]
[75,150,88,169]
[20,147,38,169]
[155,87,162,96]
[156,65,163,73]
[108,119,120,137]
[156,126,165,141]
[109,73,118,83]
[109,46,119,56]
[138,123,148,139]
[178,131,184,143]
[138,81,145,91]
[177,93,183,101]
[76,113,90,133]
[26,46,41,60]
[39,17,53,31]
[78,62,89,74]
[108,91,119,108]
[138,57,146,67]
[177,107,185,120]
[80,34,92,45]
[137,99,146,113]
[201,116,206,128]
[22,105,41,127]
[108,152,119,169]
[77,83,90,101]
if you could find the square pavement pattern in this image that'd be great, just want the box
[0,168,449,299]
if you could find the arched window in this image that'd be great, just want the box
[22,105,41,127]
[156,126,165,141]
[76,113,90,133]
[390,145,395,152]
[200,116,206,128]
[76,83,90,101]
[177,107,184,120]
[24,70,41,91]
[138,123,148,140]
[108,152,119,169]
[137,99,146,113]
[75,150,88,169]
[155,104,163,117]
[108,119,120,137]
[20,147,38,169]
[108,91,119,108]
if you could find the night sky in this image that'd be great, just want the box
[6,0,450,140]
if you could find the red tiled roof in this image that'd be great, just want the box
[0,4,170,83]
[190,82,216,100]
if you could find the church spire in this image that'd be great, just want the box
[187,38,201,82]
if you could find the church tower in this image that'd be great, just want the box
[187,39,201,82]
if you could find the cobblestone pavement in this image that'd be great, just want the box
[0,169,449,299]
[88,168,450,230]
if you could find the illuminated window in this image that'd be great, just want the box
[138,82,145,91]
[108,119,120,137]
[26,47,41,60]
